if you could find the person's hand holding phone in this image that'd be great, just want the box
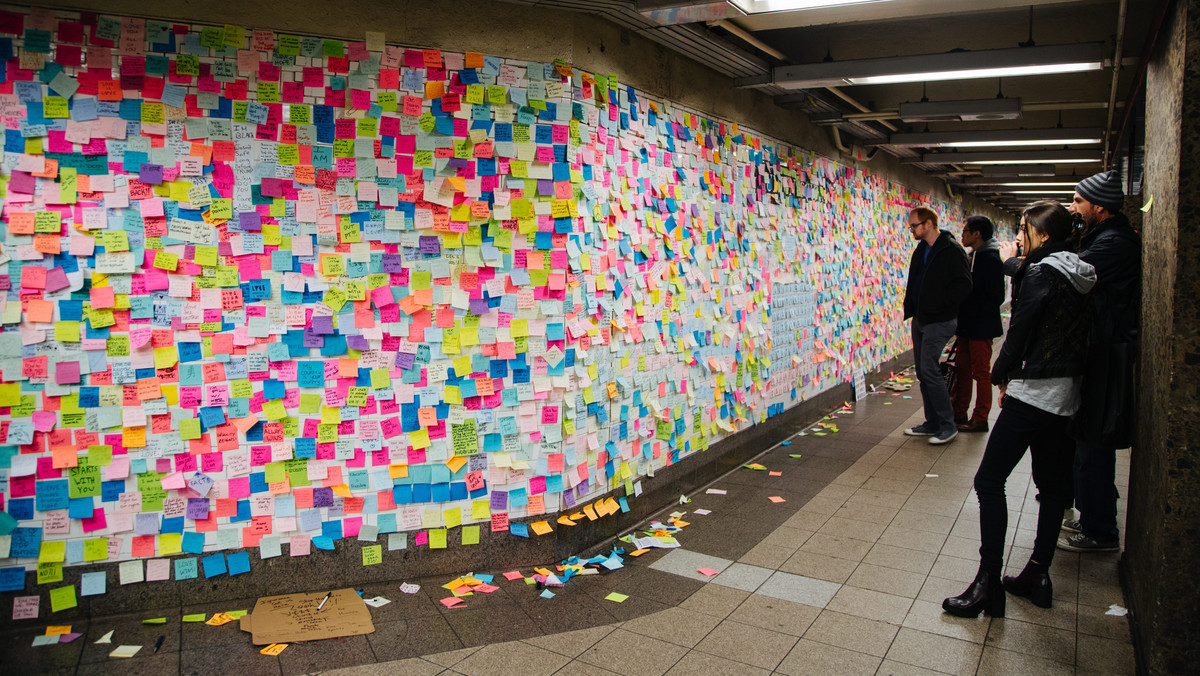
[999,240,1022,261]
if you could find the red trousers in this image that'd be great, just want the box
[952,337,994,423]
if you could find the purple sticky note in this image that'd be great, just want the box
[186,498,209,520]
[490,490,508,510]
[346,335,369,351]
[139,163,164,185]
[302,328,324,348]
[468,298,489,315]
[55,361,81,385]
[394,352,415,369]
[419,236,440,254]
[260,178,283,197]
[239,212,262,231]
[537,179,555,196]
[311,315,334,335]
[381,254,404,272]
[313,487,334,508]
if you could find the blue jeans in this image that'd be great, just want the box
[1074,441,1120,541]
[912,318,958,435]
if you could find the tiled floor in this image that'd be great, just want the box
[11,381,1135,675]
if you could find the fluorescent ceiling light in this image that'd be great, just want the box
[731,0,894,13]
[1007,190,1077,194]
[773,43,1104,89]
[998,182,1080,187]
[899,98,1022,122]
[916,149,1104,165]
[889,128,1103,149]
[980,164,1058,177]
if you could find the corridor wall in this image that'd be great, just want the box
[0,4,980,600]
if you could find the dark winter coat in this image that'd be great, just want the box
[1070,212,1141,447]
[991,241,1096,384]
[956,238,1005,339]
[903,231,973,325]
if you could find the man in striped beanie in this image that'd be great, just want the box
[1059,170,1141,553]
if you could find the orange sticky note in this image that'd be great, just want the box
[445,456,466,473]
[530,521,552,536]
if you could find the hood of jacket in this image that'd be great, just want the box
[1037,251,1097,294]
[974,237,1000,254]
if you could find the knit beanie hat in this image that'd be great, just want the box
[1075,170,1124,212]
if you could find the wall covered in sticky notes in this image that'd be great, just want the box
[0,6,970,579]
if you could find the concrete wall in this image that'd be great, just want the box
[28,0,1012,228]
[1124,0,1200,672]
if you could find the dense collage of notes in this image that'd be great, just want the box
[0,7,964,585]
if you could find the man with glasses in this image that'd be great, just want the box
[903,207,974,445]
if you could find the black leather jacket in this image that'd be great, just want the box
[991,242,1097,384]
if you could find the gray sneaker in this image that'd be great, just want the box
[1057,532,1119,552]
[905,424,937,436]
[1061,519,1082,534]
[928,429,958,445]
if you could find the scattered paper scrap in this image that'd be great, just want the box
[539,589,556,599]
[400,583,421,594]
[789,454,804,458]
[363,597,391,608]
[697,568,720,577]
[502,571,525,581]
[604,592,629,603]
[706,489,727,495]
[769,471,782,477]
[95,630,114,644]
[182,614,206,623]
[109,645,142,658]
[1106,604,1129,617]
[925,474,939,478]
[780,441,792,446]
[768,496,786,503]
[693,509,712,516]
[142,617,167,624]
[205,613,236,626]
[743,463,768,471]
[32,635,60,647]
[440,597,466,609]
[259,643,288,656]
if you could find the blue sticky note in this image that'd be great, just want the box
[201,553,226,578]
[0,566,25,592]
[181,532,205,554]
[509,523,529,538]
[312,536,335,550]
[80,571,107,597]
[175,558,199,580]
[226,551,250,576]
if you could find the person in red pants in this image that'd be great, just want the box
[952,216,1006,432]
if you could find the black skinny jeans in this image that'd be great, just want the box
[974,396,1074,579]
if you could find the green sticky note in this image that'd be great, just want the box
[428,529,447,550]
[789,454,803,458]
[361,544,382,566]
[227,610,248,619]
[263,462,286,484]
[604,592,629,603]
[178,418,201,440]
[50,585,77,613]
[182,614,206,623]
[461,525,480,546]
[142,617,167,624]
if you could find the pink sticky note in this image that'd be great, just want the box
[440,597,466,609]
[289,536,311,557]
[161,472,186,490]
[697,568,720,577]
[55,361,81,385]
[13,596,39,620]
[768,471,782,477]
[768,496,786,503]
[146,559,170,581]
[475,584,499,594]
[502,571,524,581]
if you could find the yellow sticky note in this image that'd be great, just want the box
[428,529,447,549]
[259,643,288,656]
[445,456,466,474]
[471,499,490,520]
[443,507,462,529]
[182,614,206,623]
[362,545,382,566]
[39,541,66,564]
[461,525,480,546]
[530,521,553,536]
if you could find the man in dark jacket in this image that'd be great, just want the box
[903,207,974,444]
[1058,169,1141,553]
[953,216,1006,433]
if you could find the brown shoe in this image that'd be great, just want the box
[957,420,989,433]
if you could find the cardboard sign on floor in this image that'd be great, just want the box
[239,588,374,645]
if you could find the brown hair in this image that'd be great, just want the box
[910,207,938,228]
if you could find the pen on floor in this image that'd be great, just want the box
[317,592,331,611]
[153,635,164,653]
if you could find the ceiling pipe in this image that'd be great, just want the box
[803,100,1122,125]
[1102,0,1128,167]
[825,86,900,133]
[829,126,882,162]
[710,19,789,60]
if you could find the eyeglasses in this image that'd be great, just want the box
[907,219,928,230]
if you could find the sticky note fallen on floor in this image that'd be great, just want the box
[697,568,720,577]
[769,471,782,476]
[259,643,288,655]
[109,645,141,658]
[604,592,629,603]
[705,489,727,495]
[768,496,786,503]
[440,597,465,609]
[502,571,524,581]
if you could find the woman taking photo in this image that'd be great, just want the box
[943,201,1096,618]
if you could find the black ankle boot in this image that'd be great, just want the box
[1002,566,1053,608]
[942,570,1005,618]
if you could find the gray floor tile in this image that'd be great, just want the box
[757,570,842,608]
[710,562,774,592]
[648,549,735,582]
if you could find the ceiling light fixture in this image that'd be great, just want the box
[888,127,1103,148]
[898,98,1023,122]
[772,43,1104,89]
[730,0,896,13]
[913,149,1104,165]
